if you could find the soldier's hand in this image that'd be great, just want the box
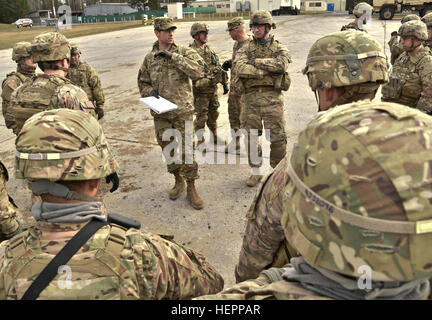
[95,107,104,120]
[106,172,120,193]
[222,60,232,71]
[155,50,172,59]
[223,83,229,95]
[151,89,160,99]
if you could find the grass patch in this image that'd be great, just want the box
[0,20,145,50]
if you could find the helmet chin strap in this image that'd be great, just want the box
[405,39,422,52]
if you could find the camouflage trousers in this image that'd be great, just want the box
[193,91,220,132]
[241,89,287,168]
[0,169,20,241]
[227,92,243,131]
[153,113,199,181]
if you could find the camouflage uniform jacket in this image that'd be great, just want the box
[197,274,331,300]
[10,74,96,134]
[382,46,432,114]
[0,161,20,241]
[388,34,403,65]
[0,220,224,299]
[340,21,366,32]
[189,41,227,94]
[234,35,292,91]
[138,41,205,120]
[235,156,294,283]
[67,60,105,109]
[229,36,251,96]
[1,71,28,131]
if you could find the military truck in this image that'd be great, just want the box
[346,0,432,20]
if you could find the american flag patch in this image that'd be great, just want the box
[7,83,17,90]
[86,101,95,109]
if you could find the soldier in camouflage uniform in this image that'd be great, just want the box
[0,160,21,242]
[234,10,292,187]
[1,42,36,132]
[382,20,432,114]
[189,23,228,147]
[199,101,432,300]
[235,30,388,283]
[222,17,251,153]
[67,42,105,120]
[10,32,96,135]
[137,18,206,210]
[421,12,432,50]
[340,2,372,32]
[0,109,224,299]
[388,14,420,65]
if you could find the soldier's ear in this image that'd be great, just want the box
[154,29,159,37]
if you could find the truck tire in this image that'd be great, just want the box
[379,6,395,20]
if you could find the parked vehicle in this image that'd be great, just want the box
[12,18,33,28]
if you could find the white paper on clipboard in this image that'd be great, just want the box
[139,96,178,114]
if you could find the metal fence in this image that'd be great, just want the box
[72,9,251,24]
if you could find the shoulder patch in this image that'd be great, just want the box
[7,82,17,91]
[86,101,95,109]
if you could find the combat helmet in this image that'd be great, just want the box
[15,109,119,200]
[421,12,432,27]
[282,101,432,282]
[70,41,81,56]
[31,32,71,63]
[401,14,420,24]
[352,2,372,18]
[303,30,388,107]
[12,41,32,62]
[249,10,276,29]
[190,22,209,37]
[398,20,428,40]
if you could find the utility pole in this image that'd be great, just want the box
[52,0,58,31]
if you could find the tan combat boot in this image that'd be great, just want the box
[169,173,186,200]
[186,180,204,210]
[246,174,263,187]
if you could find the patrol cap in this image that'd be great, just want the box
[227,17,244,31]
[154,17,177,31]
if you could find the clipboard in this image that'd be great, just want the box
[139,96,178,114]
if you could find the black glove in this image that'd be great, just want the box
[154,50,172,59]
[106,172,119,193]
[95,107,104,120]
[222,60,232,71]
[391,31,398,37]
[151,89,159,99]
[223,83,229,95]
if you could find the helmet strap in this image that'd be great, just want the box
[17,63,36,77]
[31,179,96,202]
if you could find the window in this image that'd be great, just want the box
[226,3,230,7]
[217,4,221,8]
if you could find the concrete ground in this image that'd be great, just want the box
[0,14,401,287]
